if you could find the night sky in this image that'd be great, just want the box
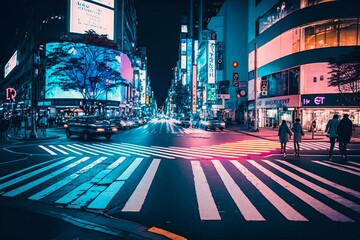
[134,0,189,105]
[0,0,189,106]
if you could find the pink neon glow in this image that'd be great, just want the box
[120,53,133,84]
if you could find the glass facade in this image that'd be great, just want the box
[259,67,299,98]
[258,0,336,34]
[250,18,360,71]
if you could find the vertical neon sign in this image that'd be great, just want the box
[208,40,215,84]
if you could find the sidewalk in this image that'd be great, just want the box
[7,126,62,141]
[227,123,360,143]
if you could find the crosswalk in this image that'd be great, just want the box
[37,140,281,159]
[1,156,359,222]
[36,141,340,159]
[286,142,338,151]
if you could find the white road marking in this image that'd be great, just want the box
[264,160,360,214]
[277,160,360,199]
[190,161,221,220]
[248,160,354,222]
[212,160,265,221]
[39,145,57,155]
[312,161,360,177]
[0,157,75,191]
[230,160,307,221]
[29,157,106,200]
[4,157,90,197]
[122,159,161,212]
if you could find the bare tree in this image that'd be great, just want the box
[328,50,360,107]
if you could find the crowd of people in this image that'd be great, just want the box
[0,113,52,141]
[278,114,353,162]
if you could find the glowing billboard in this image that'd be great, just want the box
[4,51,18,78]
[69,0,114,40]
[90,0,114,8]
[45,42,133,100]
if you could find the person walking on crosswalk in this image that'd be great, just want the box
[278,120,292,157]
[291,118,304,157]
[337,114,352,162]
[325,114,339,161]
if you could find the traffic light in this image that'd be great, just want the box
[232,72,239,87]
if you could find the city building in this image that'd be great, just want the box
[1,0,152,125]
[248,0,360,130]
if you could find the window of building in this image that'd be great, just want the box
[304,26,316,50]
[249,18,360,72]
[259,67,299,98]
[325,19,339,47]
[339,18,358,46]
[315,23,326,48]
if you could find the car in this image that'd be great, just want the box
[178,117,192,127]
[64,115,118,140]
[200,117,226,131]
[110,116,129,130]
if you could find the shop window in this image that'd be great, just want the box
[339,18,358,46]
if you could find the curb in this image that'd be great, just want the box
[0,198,169,240]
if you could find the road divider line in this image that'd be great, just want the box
[122,159,161,212]
[190,161,221,220]
[230,160,307,221]
[248,160,354,222]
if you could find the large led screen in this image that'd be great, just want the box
[70,0,114,40]
[45,42,133,100]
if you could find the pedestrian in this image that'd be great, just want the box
[278,119,292,157]
[291,118,304,157]
[337,114,353,162]
[325,114,340,161]
[40,115,48,136]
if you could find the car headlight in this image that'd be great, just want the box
[64,124,68,128]
[205,122,210,126]
[111,127,118,132]
[96,128,105,132]
[220,122,226,126]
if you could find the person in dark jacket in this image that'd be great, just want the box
[325,114,340,161]
[278,120,292,157]
[291,118,304,157]
[337,114,352,161]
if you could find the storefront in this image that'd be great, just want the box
[300,93,360,131]
[255,95,300,127]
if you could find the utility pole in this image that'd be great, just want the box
[253,43,259,132]
[29,6,38,139]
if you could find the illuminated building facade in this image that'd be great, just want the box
[248,0,360,129]
[0,0,150,121]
